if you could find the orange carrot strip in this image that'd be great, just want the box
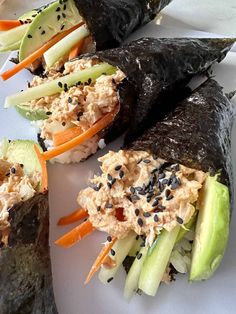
[34,144,48,192]
[55,220,95,248]
[1,22,84,81]
[53,126,83,146]
[42,106,119,161]
[85,237,117,284]
[57,208,88,226]
[69,38,85,60]
[0,20,22,31]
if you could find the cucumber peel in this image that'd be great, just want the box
[138,226,180,296]
[189,176,230,281]
[44,24,90,67]
[15,105,48,121]
[98,232,136,284]
[5,63,116,107]
[0,24,29,52]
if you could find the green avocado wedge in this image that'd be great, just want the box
[189,175,230,281]
[15,104,48,121]
[19,0,81,61]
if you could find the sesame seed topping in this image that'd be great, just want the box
[135,208,140,216]
[63,4,67,10]
[107,182,112,189]
[119,170,124,179]
[151,167,158,174]
[107,236,112,242]
[136,235,139,240]
[97,206,101,212]
[158,173,166,179]
[68,97,72,103]
[93,183,102,191]
[138,190,146,195]
[152,199,159,207]
[107,277,113,283]
[61,24,65,30]
[162,178,168,185]
[143,159,151,164]
[106,203,113,209]
[64,83,68,92]
[154,215,159,222]
[20,164,24,168]
[62,12,66,18]
[107,174,113,181]
[58,82,63,88]
[110,249,116,256]
[137,159,142,164]
[57,15,61,20]
[132,195,140,201]
[140,241,145,247]
[41,30,46,35]
[115,165,122,171]
[46,111,52,115]
[137,253,142,260]
[165,189,171,197]
[130,187,135,194]
[39,26,42,29]
[137,218,143,227]
[166,194,174,201]
[111,178,116,185]
[87,78,92,84]
[27,34,32,38]
[143,212,151,218]
[62,122,66,126]
[10,167,16,174]
[56,7,61,11]
[176,216,183,224]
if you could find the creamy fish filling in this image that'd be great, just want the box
[26,59,125,161]
[78,150,206,246]
[0,160,41,239]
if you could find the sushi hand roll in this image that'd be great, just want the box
[56,79,234,298]
[0,140,57,313]
[5,38,235,164]
[0,0,172,78]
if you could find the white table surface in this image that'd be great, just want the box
[0,0,236,67]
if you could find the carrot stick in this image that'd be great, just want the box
[85,237,117,284]
[1,22,84,81]
[69,38,85,60]
[57,208,88,226]
[0,20,22,31]
[34,144,48,192]
[42,106,119,161]
[53,126,83,146]
[55,220,95,248]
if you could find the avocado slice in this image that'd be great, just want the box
[189,175,230,281]
[15,104,48,121]
[4,140,42,176]
[19,0,82,61]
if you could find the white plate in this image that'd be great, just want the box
[0,26,236,314]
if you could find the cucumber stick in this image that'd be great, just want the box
[0,24,29,52]
[128,237,142,256]
[175,211,197,244]
[5,63,116,108]
[99,232,136,284]
[44,25,90,67]
[124,246,148,300]
[138,226,180,296]
[15,105,48,121]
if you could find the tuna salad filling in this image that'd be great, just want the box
[78,150,206,246]
[0,159,41,244]
[26,58,126,163]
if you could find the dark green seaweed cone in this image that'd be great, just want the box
[127,79,234,188]
[0,193,57,314]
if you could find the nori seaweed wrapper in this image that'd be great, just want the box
[87,37,235,143]
[74,0,172,50]
[0,193,57,314]
[127,79,234,188]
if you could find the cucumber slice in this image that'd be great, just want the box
[124,246,148,300]
[44,24,90,67]
[19,0,81,61]
[98,232,136,284]
[0,24,29,52]
[138,226,180,296]
[128,236,142,256]
[189,176,230,281]
[5,63,116,107]
[15,105,48,121]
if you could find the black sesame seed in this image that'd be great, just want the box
[56,7,61,11]
[115,165,122,171]
[62,122,66,126]
[165,189,171,197]
[97,206,101,212]
[38,26,42,29]
[171,182,179,190]
[136,235,139,240]
[138,190,146,196]
[107,174,113,181]
[159,183,164,192]
[119,170,124,179]
[59,0,63,4]
[152,199,159,207]
[137,253,142,260]
[173,164,180,172]
[135,187,142,192]
[57,15,61,20]
[158,173,166,179]
[87,78,92,84]
[151,167,159,174]
[132,195,140,201]
[20,164,24,168]
[68,97,72,103]
[46,111,52,115]
[110,249,115,256]
[166,194,174,201]
[157,205,166,212]
[130,186,135,194]
[41,30,46,35]
[111,178,116,185]
[27,34,32,38]
[137,218,143,227]
[140,241,145,247]
[19,20,24,25]
[135,208,140,216]
[64,83,68,92]
[143,212,151,218]
[107,236,112,242]
[162,178,168,185]
[93,183,102,192]
[176,216,183,224]
[137,159,142,164]
[107,182,112,189]
[167,177,172,186]
[154,215,159,222]
[63,4,67,10]
[143,159,151,164]
[62,13,66,18]
[107,277,113,283]
[61,24,65,30]
[10,167,16,174]
[58,82,63,88]
[106,203,113,209]
[5,172,10,177]
[32,14,37,17]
